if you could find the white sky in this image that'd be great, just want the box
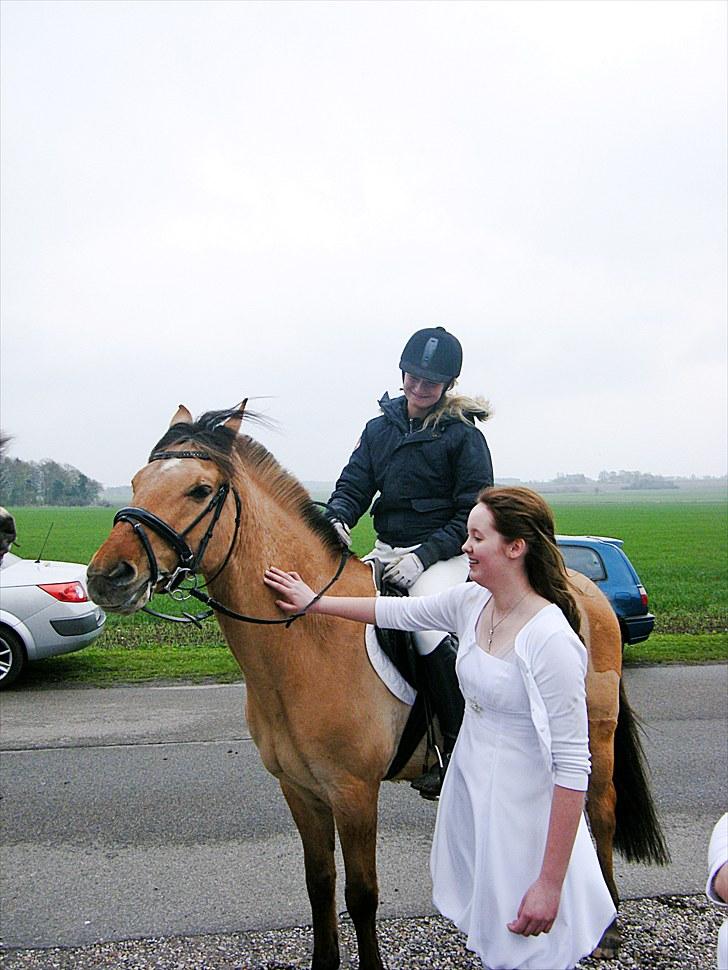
[1,0,726,487]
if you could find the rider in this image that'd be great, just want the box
[325,326,494,798]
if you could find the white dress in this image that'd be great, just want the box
[706,813,728,969]
[376,584,617,970]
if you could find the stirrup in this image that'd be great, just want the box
[411,749,449,801]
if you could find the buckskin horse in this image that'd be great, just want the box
[87,403,668,970]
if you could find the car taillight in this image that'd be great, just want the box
[38,581,89,603]
[638,585,648,609]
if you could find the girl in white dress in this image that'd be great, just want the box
[264,486,617,970]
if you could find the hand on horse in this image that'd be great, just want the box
[264,567,318,614]
[506,876,560,937]
[329,517,352,549]
[383,552,424,590]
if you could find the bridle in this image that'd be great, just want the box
[114,448,350,628]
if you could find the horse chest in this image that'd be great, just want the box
[246,696,319,784]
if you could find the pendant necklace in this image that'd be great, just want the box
[486,591,530,651]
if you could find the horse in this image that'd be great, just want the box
[87,402,668,970]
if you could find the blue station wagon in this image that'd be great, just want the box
[556,536,655,645]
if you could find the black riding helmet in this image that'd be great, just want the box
[399,326,463,384]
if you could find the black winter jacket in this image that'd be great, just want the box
[326,393,493,570]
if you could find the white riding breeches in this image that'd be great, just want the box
[364,540,470,655]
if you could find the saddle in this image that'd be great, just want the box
[371,561,449,781]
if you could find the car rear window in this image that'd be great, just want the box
[559,545,607,582]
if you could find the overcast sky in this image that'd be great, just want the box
[1,0,725,488]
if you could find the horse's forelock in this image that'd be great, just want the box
[149,407,258,475]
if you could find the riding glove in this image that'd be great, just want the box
[329,517,352,549]
[383,553,424,590]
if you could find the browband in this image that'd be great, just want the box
[149,450,213,462]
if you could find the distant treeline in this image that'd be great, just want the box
[550,470,679,490]
[0,457,102,506]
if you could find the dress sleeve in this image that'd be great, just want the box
[529,626,591,791]
[374,584,471,637]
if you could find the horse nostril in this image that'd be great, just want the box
[107,561,138,587]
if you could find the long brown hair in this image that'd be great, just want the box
[477,486,582,638]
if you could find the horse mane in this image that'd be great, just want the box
[151,407,343,555]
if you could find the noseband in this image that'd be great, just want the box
[114,449,349,627]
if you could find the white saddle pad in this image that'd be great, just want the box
[364,563,417,707]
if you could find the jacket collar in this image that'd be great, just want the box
[378,391,461,432]
[378,392,410,431]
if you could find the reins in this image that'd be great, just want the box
[114,449,350,628]
[185,545,350,627]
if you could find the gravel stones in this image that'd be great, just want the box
[0,895,722,969]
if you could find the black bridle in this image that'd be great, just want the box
[114,449,350,628]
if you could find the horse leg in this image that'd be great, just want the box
[332,782,383,970]
[280,780,340,970]
[587,717,621,959]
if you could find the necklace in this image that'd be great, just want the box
[486,591,530,651]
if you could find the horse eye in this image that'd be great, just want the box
[189,484,213,501]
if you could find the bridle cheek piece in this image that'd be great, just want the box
[113,449,348,628]
[114,472,234,595]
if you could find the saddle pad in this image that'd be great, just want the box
[365,623,417,706]
[363,561,417,706]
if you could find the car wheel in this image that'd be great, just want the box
[0,627,26,689]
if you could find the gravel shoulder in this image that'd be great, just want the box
[0,895,722,970]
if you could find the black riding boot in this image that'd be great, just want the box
[411,635,464,801]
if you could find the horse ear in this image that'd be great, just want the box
[170,405,193,427]
[222,399,247,436]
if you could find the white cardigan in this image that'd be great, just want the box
[374,582,592,790]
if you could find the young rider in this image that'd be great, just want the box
[324,326,493,798]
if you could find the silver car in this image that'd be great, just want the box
[0,552,106,688]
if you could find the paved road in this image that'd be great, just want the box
[1,664,726,950]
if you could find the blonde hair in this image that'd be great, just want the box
[422,389,492,430]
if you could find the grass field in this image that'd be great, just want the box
[5,492,727,686]
[349,495,727,635]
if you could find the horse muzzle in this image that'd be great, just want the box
[86,559,152,614]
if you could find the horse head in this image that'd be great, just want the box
[87,402,247,614]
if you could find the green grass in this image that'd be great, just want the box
[18,643,242,689]
[15,632,725,691]
[343,498,728,635]
[4,495,726,689]
[549,499,727,635]
[625,633,727,665]
[8,506,118,564]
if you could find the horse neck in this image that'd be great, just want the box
[205,475,343,670]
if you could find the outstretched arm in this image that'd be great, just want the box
[263,567,377,624]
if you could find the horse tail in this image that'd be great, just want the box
[612,679,671,865]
